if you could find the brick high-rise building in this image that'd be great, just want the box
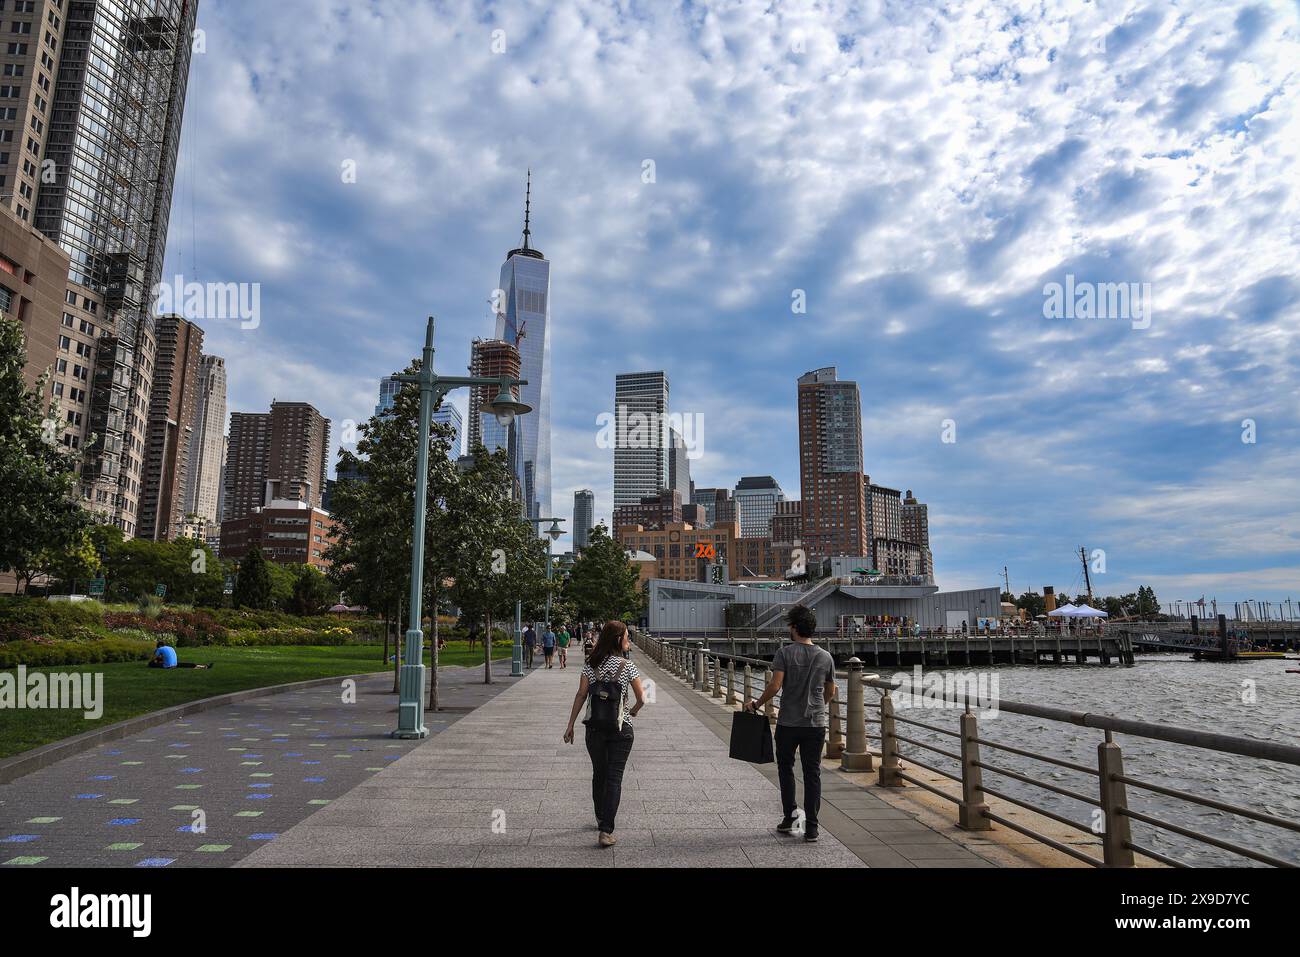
[2,0,200,536]
[613,489,683,531]
[797,367,866,559]
[867,483,903,541]
[222,401,330,524]
[137,315,204,540]
[770,499,802,546]
[901,489,933,579]
[223,412,271,523]
[616,521,738,584]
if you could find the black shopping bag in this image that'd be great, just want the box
[729,710,774,764]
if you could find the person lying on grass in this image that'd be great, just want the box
[147,641,214,670]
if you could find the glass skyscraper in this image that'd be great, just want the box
[376,375,462,460]
[493,174,551,522]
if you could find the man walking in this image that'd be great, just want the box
[523,623,537,669]
[747,606,836,842]
[542,624,557,668]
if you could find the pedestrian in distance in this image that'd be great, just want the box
[523,623,537,669]
[542,624,557,668]
[557,624,570,668]
[563,620,646,847]
[747,605,836,842]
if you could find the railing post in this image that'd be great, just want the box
[763,668,776,719]
[958,709,991,830]
[712,656,723,698]
[878,691,904,786]
[840,658,873,771]
[694,644,704,691]
[743,664,753,708]
[1097,731,1136,867]
[827,694,844,759]
[726,659,737,706]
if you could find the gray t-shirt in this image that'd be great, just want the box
[772,642,835,728]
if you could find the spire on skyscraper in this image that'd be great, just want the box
[509,170,545,260]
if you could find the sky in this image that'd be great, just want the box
[161,0,1300,609]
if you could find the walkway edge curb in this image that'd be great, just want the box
[0,669,390,786]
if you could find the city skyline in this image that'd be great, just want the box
[160,2,1299,603]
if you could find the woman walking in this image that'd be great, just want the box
[563,621,646,847]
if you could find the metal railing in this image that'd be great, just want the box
[631,631,1300,868]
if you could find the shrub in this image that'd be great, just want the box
[0,636,154,669]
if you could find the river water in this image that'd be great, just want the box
[836,654,1300,867]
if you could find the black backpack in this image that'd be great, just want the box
[585,658,629,731]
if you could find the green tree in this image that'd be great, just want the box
[1135,585,1159,618]
[1015,591,1046,619]
[0,316,89,592]
[232,546,273,609]
[563,523,643,624]
[291,564,337,616]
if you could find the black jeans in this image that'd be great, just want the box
[775,724,826,826]
[585,723,635,833]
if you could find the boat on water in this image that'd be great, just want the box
[1191,649,1287,661]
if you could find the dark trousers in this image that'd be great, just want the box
[775,724,826,826]
[585,723,635,833]
[524,645,534,667]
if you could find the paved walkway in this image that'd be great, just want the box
[241,652,982,867]
[0,662,514,868]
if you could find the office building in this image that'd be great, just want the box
[377,373,462,459]
[613,370,669,508]
[668,427,691,502]
[867,483,903,541]
[5,0,200,536]
[797,367,867,559]
[573,489,595,550]
[733,476,784,538]
[183,354,226,526]
[0,203,73,397]
[493,172,551,521]
[137,315,203,540]
[616,521,738,584]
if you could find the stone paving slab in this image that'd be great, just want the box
[0,662,514,868]
[240,652,871,867]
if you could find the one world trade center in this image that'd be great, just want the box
[494,173,552,523]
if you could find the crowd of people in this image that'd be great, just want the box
[520,620,601,669]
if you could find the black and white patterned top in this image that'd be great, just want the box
[582,655,642,721]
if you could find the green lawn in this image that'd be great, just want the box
[0,640,510,760]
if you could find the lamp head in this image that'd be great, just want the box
[489,382,531,428]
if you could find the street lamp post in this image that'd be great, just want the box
[512,517,564,677]
[391,316,530,739]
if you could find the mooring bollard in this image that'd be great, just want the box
[763,669,776,719]
[726,660,737,706]
[1098,731,1136,867]
[958,709,991,830]
[878,690,904,786]
[841,658,873,771]
[743,664,753,708]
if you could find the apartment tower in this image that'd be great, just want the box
[797,367,867,559]
[1,0,200,536]
[137,314,203,540]
[183,353,226,525]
